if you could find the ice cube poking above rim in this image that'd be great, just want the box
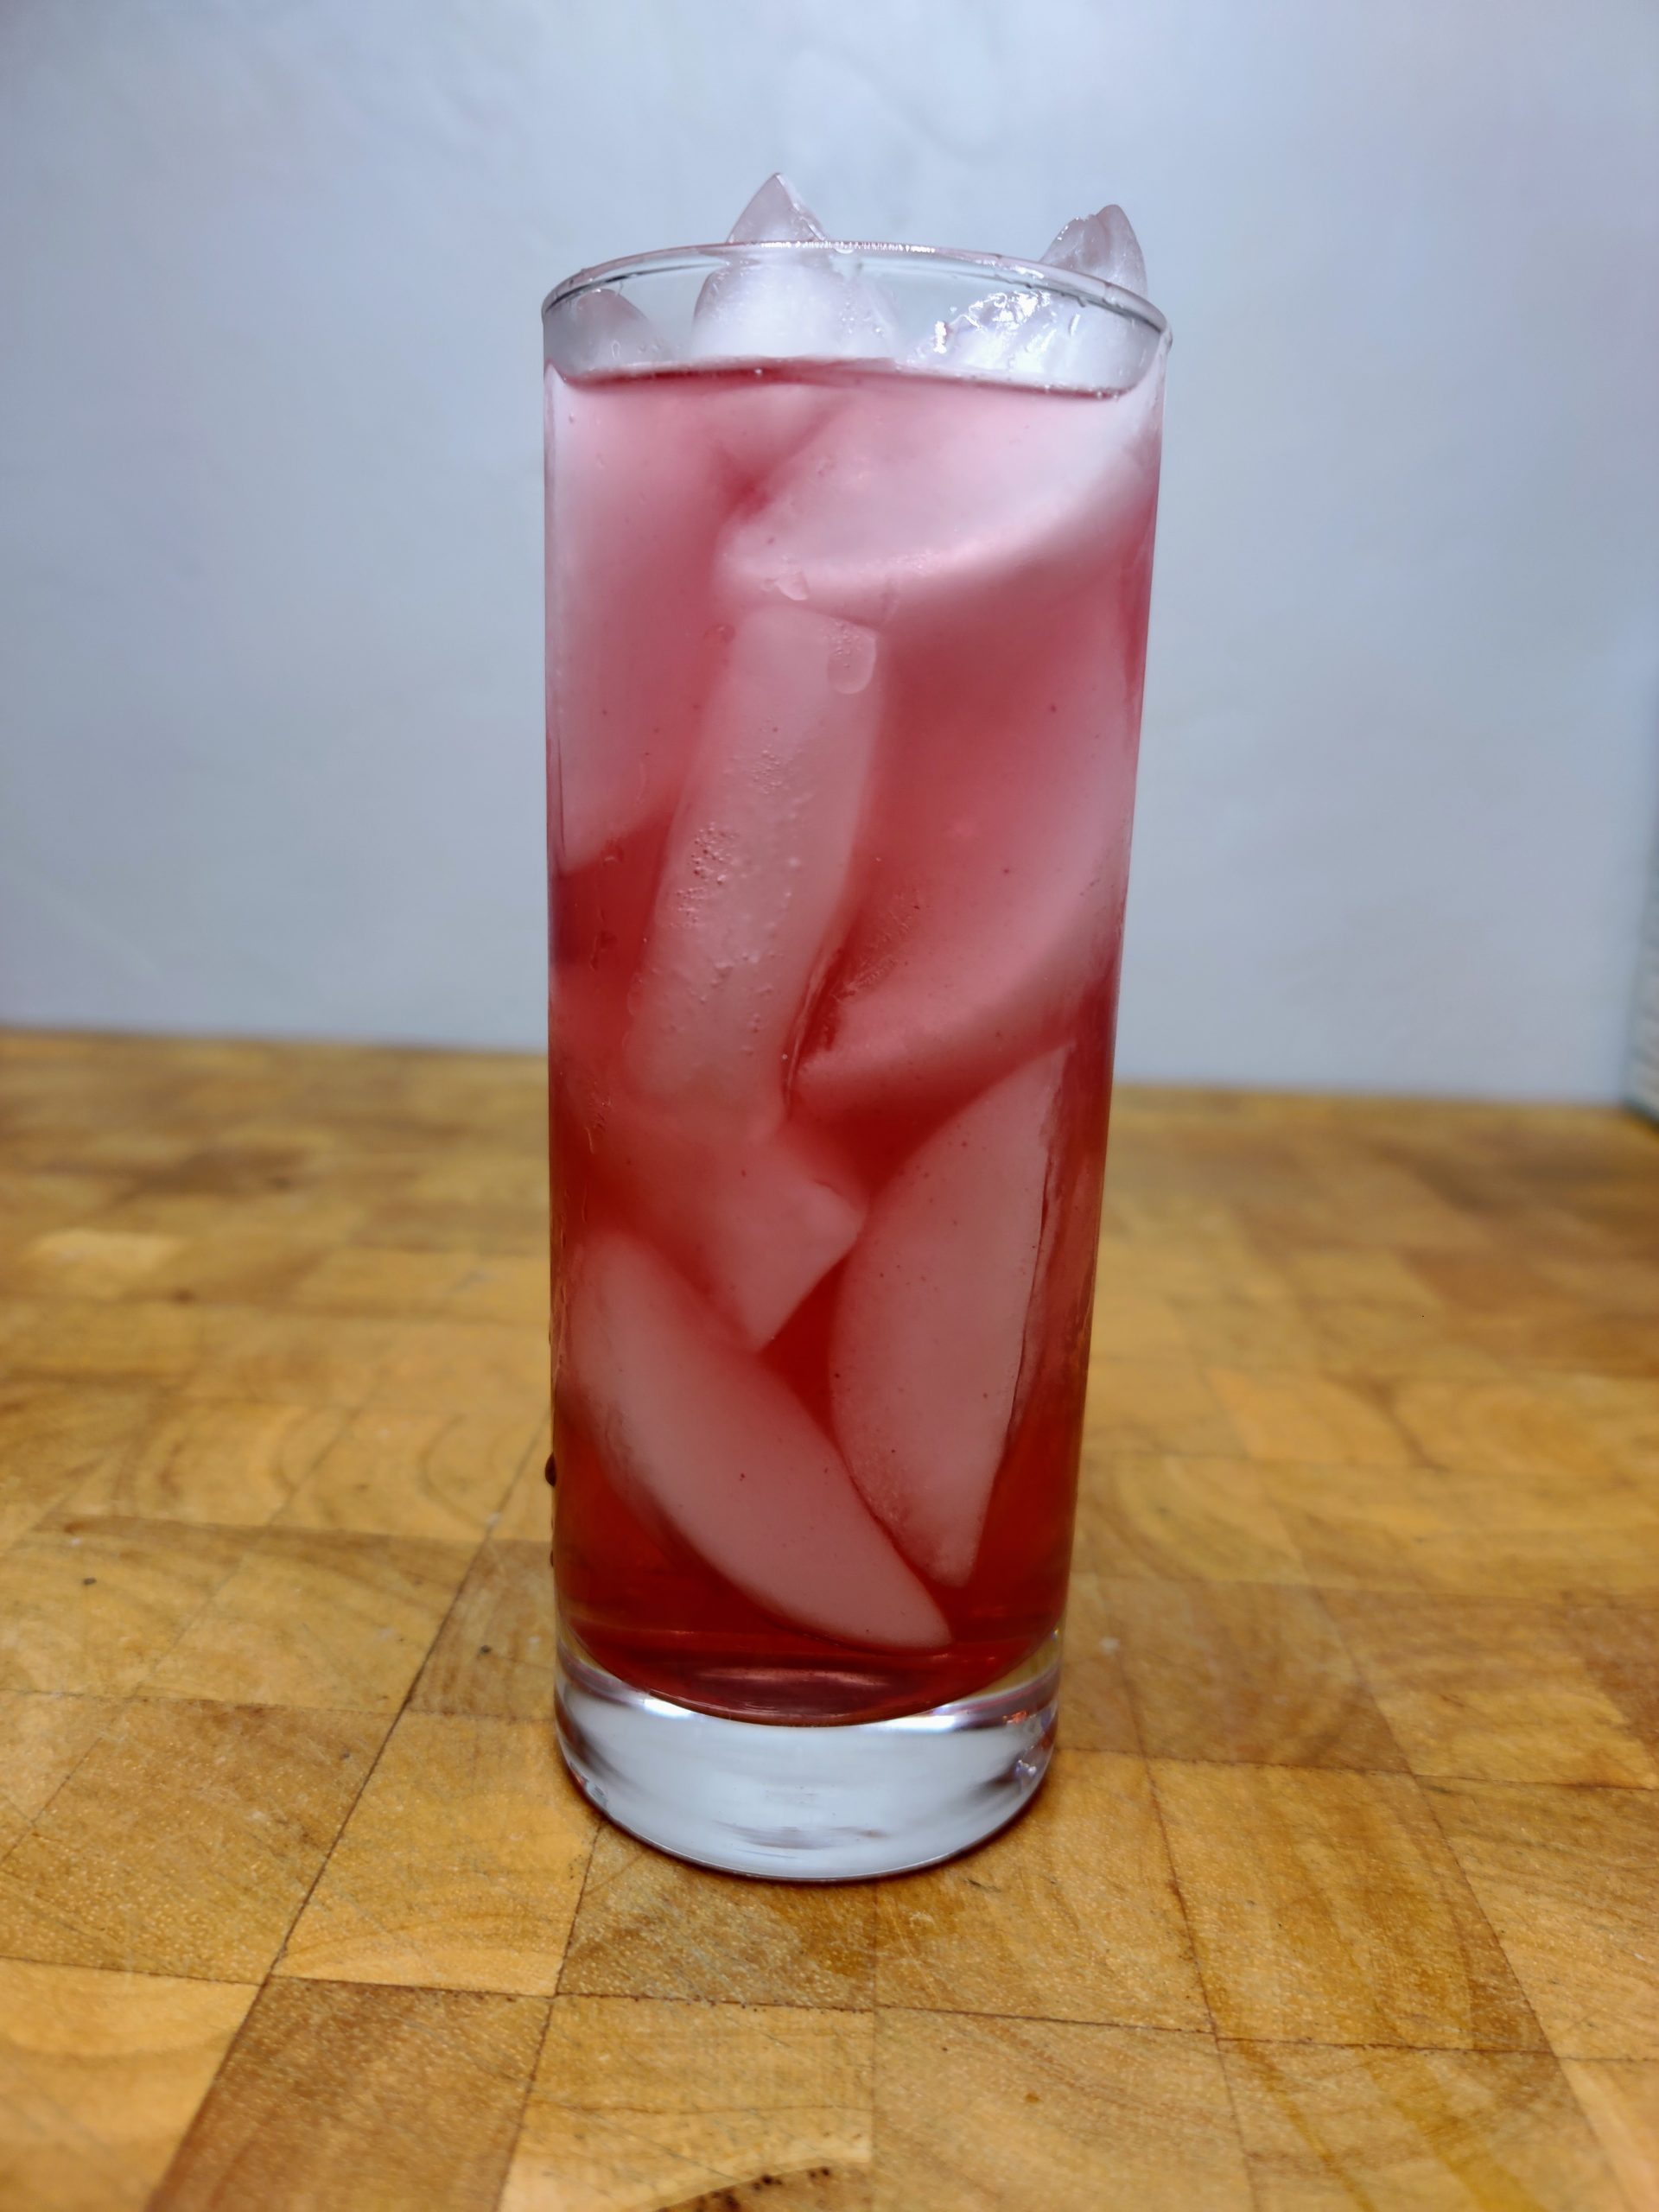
[690,174,899,365]
[726,173,828,246]
[543,286,666,378]
[546,188,1160,394]
[1046,204,1147,296]
[917,205,1151,391]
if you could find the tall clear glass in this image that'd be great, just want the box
[543,238,1168,1878]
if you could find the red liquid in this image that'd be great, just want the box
[547,359,1161,1724]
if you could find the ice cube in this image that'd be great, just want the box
[566,1232,950,1649]
[917,204,1150,394]
[544,285,667,378]
[918,283,1080,388]
[608,1100,865,1347]
[691,175,897,365]
[687,176,860,481]
[557,969,866,1346]
[1046,203,1147,297]
[627,604,882,1124]
[830,1051,1066,1584]
[797,602,1142,1114]
[721,348,1162,626]
[547,366,731,871]
[726,172,827,245]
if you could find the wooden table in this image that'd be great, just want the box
[0,1031,1656,2211]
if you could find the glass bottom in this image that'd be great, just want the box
[556,1627,1059,1881]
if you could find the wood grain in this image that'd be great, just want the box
[1074,1451,1307,1583]
[3,1297,216,1389]
[1256,1452,1659,1601]
[275,1405,540,1540]
[1150,1762,1541,2050]
[1426,1780,1659,2060]
[1208,1367,1418,1467]
[0,1516,251,1696]
[0,1699,383,1978]
[875,1751,1206,2031]
[369,1317,549,1417]
[277,1711,594,1995]
[562,1827,875,2011]
[1081,1357,1241,1456]
[1304,1296,1507,1381]
[1562,2061,1659,2211]
[1,1033,1656,2208]
[1055,1572,1139,1753]
[410,1539,558,1720]
[1220,2043,1628,2209]
[0,1694,123,1857]
[502,1998,873,2212]
[8,1227,181,1300]
[0,1961,255,2212]
[140,1231,341,1308]
[1388,1378,1620,1481]
[143,1525,472,1712]
[0,1384,157,1541]
[61,1398,346,1527]
[1327,1592,1659,1786]
[289,1244,480,1315]
[153,1979,546,2211]
[873,2012,1252,2212]
[178,1305,403,1408]
[1107,1579,1405,1770]
[1560,1603,1659,1755]
[488,1424,556,1542]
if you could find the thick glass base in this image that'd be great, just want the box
[556,1629,1060,1881]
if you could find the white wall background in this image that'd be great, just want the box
[3,0,1656,1096]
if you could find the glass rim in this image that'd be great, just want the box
[542,238,1168,340]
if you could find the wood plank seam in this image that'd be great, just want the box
[143,1573,503,2197]
[1136,1755,1263,2211]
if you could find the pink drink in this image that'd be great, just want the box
[547,352,1163,1729]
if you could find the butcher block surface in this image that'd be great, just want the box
[0,1030,1656,2209]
